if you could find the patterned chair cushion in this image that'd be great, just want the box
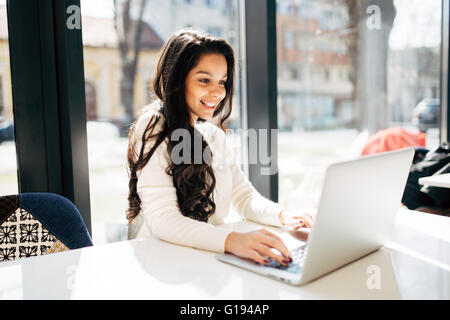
[0,195,18,225]
[0,204,69,262]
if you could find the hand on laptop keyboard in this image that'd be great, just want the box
[225,229,292,266]
[279,210,315,230]
[264,246,307,273]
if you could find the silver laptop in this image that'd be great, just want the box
[215,147,415,286]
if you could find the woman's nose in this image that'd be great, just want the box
[210,85,224,98]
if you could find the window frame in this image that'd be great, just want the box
[244,0,279,202]
[441,0,450,143]
[6,0,91,233]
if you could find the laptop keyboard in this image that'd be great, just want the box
[265,246,307,274]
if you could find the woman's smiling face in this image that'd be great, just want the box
[185,53,228,124]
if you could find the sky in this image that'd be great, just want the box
[0,0,114,17]
[78,0,442,50]
[389,0,441,49]
[0,0,442,49]
[80,0,114,18]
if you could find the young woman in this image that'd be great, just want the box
[127,30,313,267]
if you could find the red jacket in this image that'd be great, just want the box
[362,128,426,155]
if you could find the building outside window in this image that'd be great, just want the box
[276,0,442,211]
[284,30,294,49]
[0,1,18,196]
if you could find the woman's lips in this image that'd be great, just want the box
[201,100,216,109]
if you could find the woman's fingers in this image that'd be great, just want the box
[249,249,270,265]
[225,230,293,266]
[302,214,313,228]
[257,229,291,260]
[291,213,314,229]
[255,243,291,266]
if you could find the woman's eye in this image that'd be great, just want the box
[219,81,226,86]
[199,79,210,84]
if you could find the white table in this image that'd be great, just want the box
[0,208,449,300]
[418,173,450,188]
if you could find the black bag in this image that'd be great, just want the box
[401,143,450,212]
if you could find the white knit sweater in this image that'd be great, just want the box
[128,104,284,253]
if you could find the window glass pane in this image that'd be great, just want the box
[0,1,19,196]
[276,0,442,209]
[80,0,243,244]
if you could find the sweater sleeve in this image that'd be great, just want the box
[221,131,285,227]
[133,113,233,253]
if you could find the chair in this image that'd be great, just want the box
[0,192,93,262]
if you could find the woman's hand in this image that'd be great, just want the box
[224,229,292,266]
[279,209,315,230]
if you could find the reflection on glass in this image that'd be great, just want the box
[276,0,442,210]
[80,0,243,244]
[0,2,18,196]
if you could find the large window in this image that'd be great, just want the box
[276,0,443,209]
[0,1,18,196]
[4,0,447,243]
[80,0,244,244]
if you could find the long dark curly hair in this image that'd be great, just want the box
[126,30,235,223]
